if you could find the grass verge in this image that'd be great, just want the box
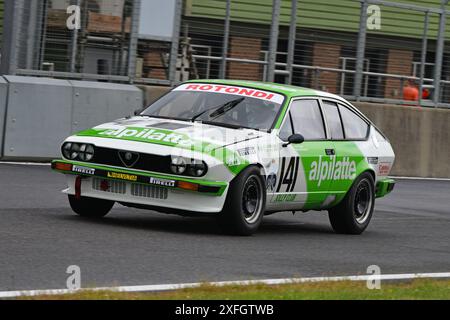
[20,279,450,300]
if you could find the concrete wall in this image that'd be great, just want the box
[0,76,143,160]
[0,77,7,158]
[70,81,142,133]
[2,76,73,159]
[354,102,450,179]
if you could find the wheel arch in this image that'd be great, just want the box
[231,162,267,182]
[362,169,376,182]
[331,169,376,208]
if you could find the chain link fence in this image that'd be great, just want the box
[1,0,450,107]
[0,0,142,82]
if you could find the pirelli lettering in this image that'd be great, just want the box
[72,165,95,175]
[149,177,176,188]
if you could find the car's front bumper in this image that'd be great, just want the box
[52,160,229,213]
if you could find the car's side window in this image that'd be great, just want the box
[279,112,294,141]
[321,101,345,140]
[290,99,326,140]
[338,104,369,140]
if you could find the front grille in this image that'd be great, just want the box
[92,147,172,173]
[92,178,126,194]
[91,178,168,199]
[131,183,168,200]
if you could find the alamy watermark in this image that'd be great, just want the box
[66,265,81,290]
[366,265,382,290]
[62,264,380,293]
[367,5,382,30]
[66,5,81,30]
[66,4,381,31]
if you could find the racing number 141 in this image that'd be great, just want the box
[276,157,300,193]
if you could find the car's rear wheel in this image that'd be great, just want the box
[218,166,266,236]
[328,172,375,235]
[68,195,114,218]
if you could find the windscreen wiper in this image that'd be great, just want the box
[190,97,245,122]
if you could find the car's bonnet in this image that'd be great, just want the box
[74,116,268,150]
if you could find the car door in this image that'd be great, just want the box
[321,100,370,205]
[272,98,335,211]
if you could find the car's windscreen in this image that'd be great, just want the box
[140,84,285,131]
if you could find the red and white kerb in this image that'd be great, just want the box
[174,83,285,105]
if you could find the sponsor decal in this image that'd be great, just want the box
[379,162,391,176]
[72,165,95,175]
[237,147,256,157]
[277,157,300,193]
[274,194,296,203]
[149,177,176,188]
[175,84,285,104]
[96,127,194,147]
[309,156,357,187]
[367,157,379,165]
[107,172,138,182]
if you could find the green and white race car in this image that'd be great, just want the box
[52,80,395,236]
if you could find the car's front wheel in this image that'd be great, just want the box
[68,195,114,218]
[328,172,375,235]
[218,166,266,236]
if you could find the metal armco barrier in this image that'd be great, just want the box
[0,76,143,160]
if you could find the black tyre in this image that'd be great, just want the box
[68,195,114,218]
[328,172,375,235]
[218,166,266,236]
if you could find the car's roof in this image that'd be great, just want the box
[185,79,348,102]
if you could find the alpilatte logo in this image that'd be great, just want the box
[97,128,194,146]
[309,156,357,187]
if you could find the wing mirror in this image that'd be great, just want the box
[283,134,305,147]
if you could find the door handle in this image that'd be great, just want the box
[325,149,336,156]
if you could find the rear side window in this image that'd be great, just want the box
[322,101,344,140]
[338,105,369,140]
[290,100,326,140]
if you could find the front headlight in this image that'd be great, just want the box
[62,143,95,161]
[189,160,207,177]
[62,142,73,159]
[170,157,187,175]
[62,142,79,160]
[170,157,208,177]
[78,144,95,161]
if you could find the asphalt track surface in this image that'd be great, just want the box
[0,164,448,291]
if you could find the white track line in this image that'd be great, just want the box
[0,162,50,166]
[1,272,449,299]
[391,176,450,181]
